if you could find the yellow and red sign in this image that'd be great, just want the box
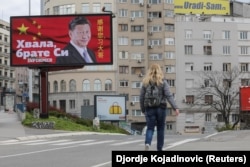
[174,0,230,15]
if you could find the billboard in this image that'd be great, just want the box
[94,95,126,121]
[240,86,250,111]
[10,14,113,67]
[174,0,230,15]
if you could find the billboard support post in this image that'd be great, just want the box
[39,68,48,118]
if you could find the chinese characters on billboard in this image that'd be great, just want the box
[10,14,113,67]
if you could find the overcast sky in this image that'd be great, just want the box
[1,0,250,23]
[0,0,40,23]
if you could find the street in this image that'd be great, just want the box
[0,133,204,167]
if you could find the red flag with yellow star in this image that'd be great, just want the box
[10,14,113,67]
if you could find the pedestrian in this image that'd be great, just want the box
[139,63,179,151]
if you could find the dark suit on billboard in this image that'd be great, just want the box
[56,43,96,65]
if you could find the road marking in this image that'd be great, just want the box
[164,138,200,150]
[52,140,95,145]
[110,139,144,146]
[0,140,46,145]
[91,161,111,167]
[25,139,70,145]
[80,140,115,146]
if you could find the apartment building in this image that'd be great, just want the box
[175,14,250,134]
[0,19,15,110]
[41,0,177,133]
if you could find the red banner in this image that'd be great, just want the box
[10,14,113,67]
[240,86,250,111]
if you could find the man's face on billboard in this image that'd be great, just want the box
[69,24,91,48]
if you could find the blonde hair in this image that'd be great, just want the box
[142,63,164,86]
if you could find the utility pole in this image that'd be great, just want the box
[28,0,33,102]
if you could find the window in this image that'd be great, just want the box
[131,25,144,32]
[118,37,128,45]
[131,39,144,46]
[217,114,224,122]
[165,24,174,31]
[105,79,112,91]
[83,80,90,91]
[69,79,76,92]
[204,79,210,87]
[53,81,58,93]
[165,0,173,4]
[185,30,192,39]
[164,10,174,17]
[205,113,212,122]
[184,45,193,55]
[223,63,231,72]
[82,3,89,13]
[241,79,250,86]
[231,114,238,122]
[94,79,101,91]
[186,79,194,88]
[223,79,232,88]
[93,3,101,12]
[241,63,248,72]
[132,110,144,116]
[223,46,230,55]
[119,51,128,59]
[185,63,193,71]
[119,66,129,74]
[149,0,161,4]
[204,46,212,55]
[53,101,57,108]
[239,31,248,40]
[60,80,66,92]
[165,65,175,73]
[149,53,163,60]
[131,96,140,102]
[203,30,211,39]
[103,3,112,11]
[166,79,175,87]
[119,0,127,2]
[119,9,128,17]
[165,38,174,45]
[69,100,75,109]
[205,95,213,104]
[131,82,142,88]
[149,25,162,32]
[131,53,144,60]
[186,95,194,104]
[83,99,90,106]
[118,24,128,31]
[131,11,143,18]
[150,39,162,46]
[222,30,230,40]
[148,12,162,18]
[120,80,129,87]
[53,4,75,14]
[165,52,175,59]
[204,63,212,71]
[131,67,145,75]
[240,46,248,55]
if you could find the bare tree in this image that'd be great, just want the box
[193,67,240,128]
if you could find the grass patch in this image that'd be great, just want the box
[22,110,130,135]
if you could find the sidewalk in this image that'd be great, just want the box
[0,110,122,142]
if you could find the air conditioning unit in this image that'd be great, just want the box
[147,17,153,22]
[139,0,144,6]
[130,101,135,106]
[208,39,212,43]
[147,3,151,8]
[148,31,153,35]
[130,17,135,21]
[137,59,142,63]
[138,73,144,77]
[148,45,153,49]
